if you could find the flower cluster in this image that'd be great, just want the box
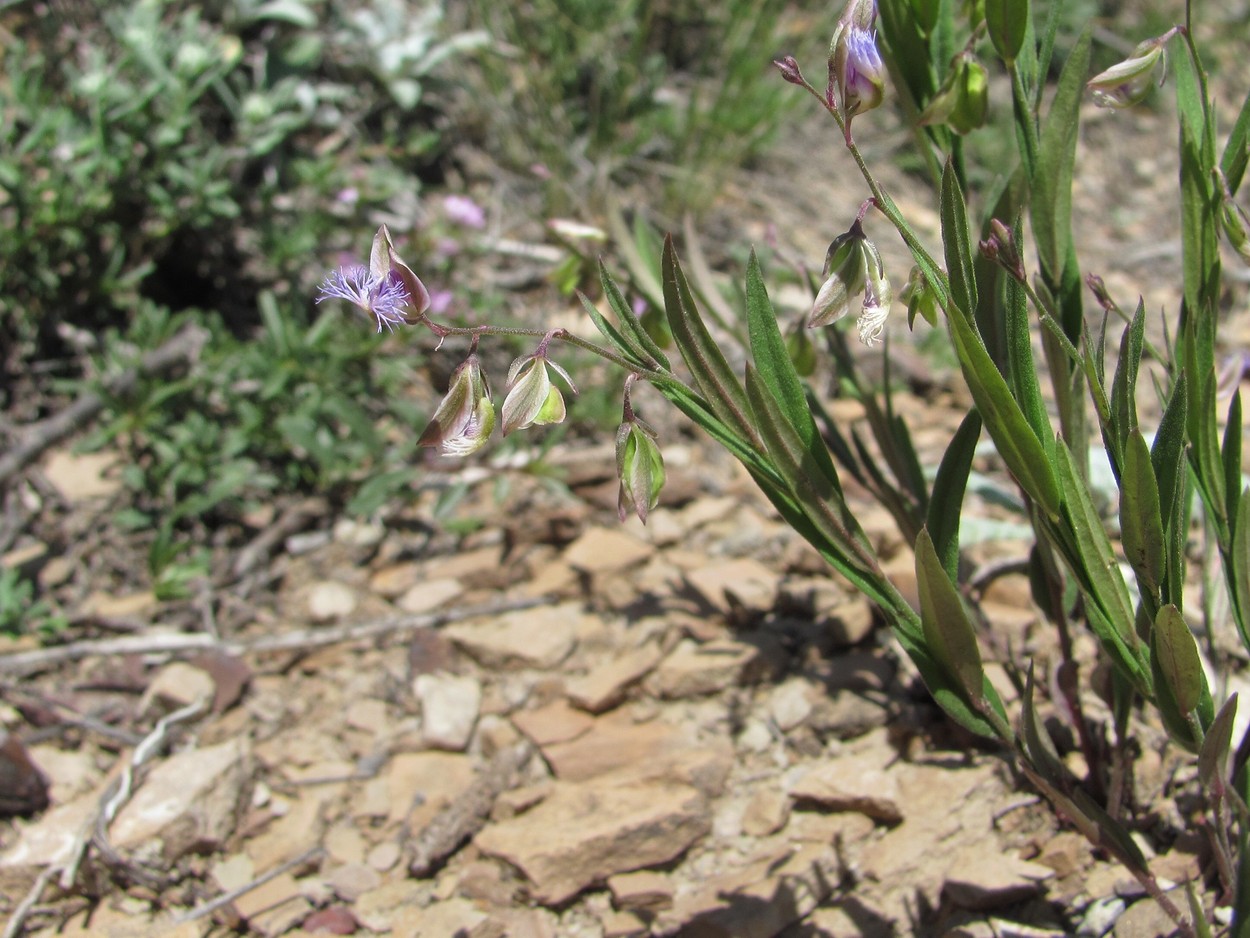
[316,225,430,332]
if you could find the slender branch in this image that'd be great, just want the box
[0,325,210,485]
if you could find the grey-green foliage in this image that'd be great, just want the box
[0,0,481,353]
[461,0,815,210]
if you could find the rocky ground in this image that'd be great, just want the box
[3,62,1250,938]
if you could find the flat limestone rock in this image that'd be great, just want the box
[789,750,903,823]
[566,644,664,713]
[684,557,781,617]
[563,526,654,574]
[111,737,251,861]
[655,843,839,936]
[648,638,764,699]
[0,787,101,896]
[474,778,710,905]
[539,710,733,798]
[942,843,1053,910]
[512,700,595,746]
[444,602,582,669]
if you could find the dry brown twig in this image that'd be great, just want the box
[1,696,209,938]
[0,324,210,487]
[0,595,544,676]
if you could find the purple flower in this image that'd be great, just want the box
[443,195,486,229]
[316,265,411,332]
[316,225,430,332]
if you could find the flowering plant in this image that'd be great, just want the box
[319,0,1250,930]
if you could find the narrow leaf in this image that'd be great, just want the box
[1032,26,1090,280]
[928,410,982,582]
[1224,390,1243,531]
[579,291,652,371]
[1005,257,1050,447]
[598,260,670,370]
[1222,87,1250,195]
[1199,693,1237,790]
[947,305,1062,519]
[1120,430,1165,596]
[1153,604,1205,716]
[662,237,754,440]
[916,526,984,702]
[743,250,842,492]
[940,159,978,319]
[1110,301,1146,466]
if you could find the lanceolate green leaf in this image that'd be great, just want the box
[1175,50,1221,318]
[1052,441,1146,685]
[743,365,873,567]
[1234,488,1250,641]
[662,237,755,441]
[1154,604,1206,718]
[1110,301,1146,467]
[597,260,671,370]
[579,291,653,372]
[1224,390,1243,530]
[940,159,978,319]
[928,410,982,582]
[1005,260,1050,448]
[1120,429,1165,598]
[1032,26,1090,281]
[1222,88,1250,195]
[916,526,984,702]
[743,250,842,494]
[947,305,1062,519]
[984,0,1027,64]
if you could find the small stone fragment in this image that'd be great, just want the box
[307,582,358,622]
[139,661,215,716]
[563,527,654,574]
[769,677,815,731]
[111,737,251,861]
[789,751,903,823]
[302,906,359,935]
[602,909,648,938]
[0,731,49,817]
[648,638,764,699]
[43,450,121,502]
[397,578,463,614]
[684,557,781,617]
[414,672,481,751]
[368,562,422,598]
[1113,894,1181,938]
[444,602,582,669]
[512,700,595,746]
[608,869,675,912]
[325,862,382,901]
[941,844,1052,909]
[741,788,791,837]
[232,871,311,937]
[566,644,664,713]
[474,779,709,904]
[540,711,733,797]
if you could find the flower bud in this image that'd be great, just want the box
[616,416,666,524]
[418,354,495,456]
[978,218,1026,283]
[828,0,886,121]
[773,55,805,85]
[899,265,939,328]
[919,53,988,136]
[1221,196,1250,263]
[1086,30,1176,109]
[501,353,577,434]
